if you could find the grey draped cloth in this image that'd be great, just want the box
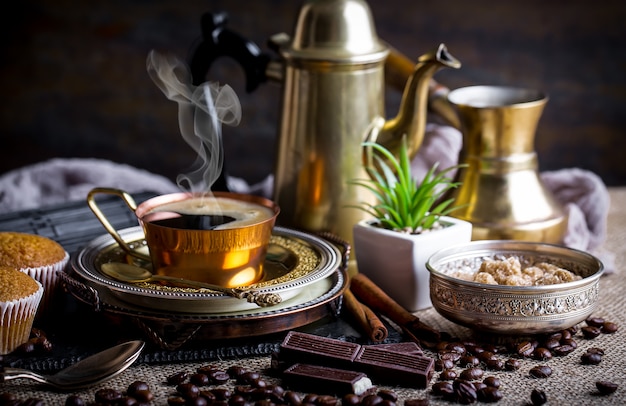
[0,124,614,273]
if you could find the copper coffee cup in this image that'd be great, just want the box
[88,188,280,288]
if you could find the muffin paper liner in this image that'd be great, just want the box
[0,281,43,355]
[21,250,69,315]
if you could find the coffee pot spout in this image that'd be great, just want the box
[368,43,461,158]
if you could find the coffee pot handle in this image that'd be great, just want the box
[189,11,271,91]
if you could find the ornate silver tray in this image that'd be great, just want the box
[71,226,342,313]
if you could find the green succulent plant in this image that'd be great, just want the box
[349,136,466,234]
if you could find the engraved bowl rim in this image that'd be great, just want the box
[426,240,604,292]
[426,240,605,334]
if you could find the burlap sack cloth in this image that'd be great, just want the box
[2,189,624,405]
[0,128,623,404]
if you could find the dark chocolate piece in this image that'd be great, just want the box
[277,332,434,389]
[366,341,423,356]
[279,331,360,366]
[354,346,434,388]
[282,363,373,396]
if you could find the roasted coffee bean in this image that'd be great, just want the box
[95,388,123,403]
[533,347,553,360]
[477,351,497,363]
[504,358,521,371]
[529,365,552,379]
[459,355,480,367]
[208,370,231,384]
[117,396,139,406]
[285,391,304,405]
[167,371,189,385]
[560,329,572,341]
[228,394,248,406]
[446,342,467,355]
[64,394,85,406]
[316,395,339,406]
[188,397,209,406]
[440,350,462,363]
[361,394,383,406]
[483,344,501,354]
[542,338,560,350]
[516,341,535,357]
[31,336,53,353]
[210,388,232,401]
[602,321,618,333]
[342,393,361,406]
[435,358,455,371]
[377,390,398,402]
[16,340,36,354]
[268,384,285,400]
[237,371,261,385]
[177,383,200,399]
[439,369,458,381]
[581,352,602,365]
[596,381,618,395]
[581,325,602,339]
[453,380,478,404]
[190,373,210,386]
[485,358,505,371]
[483,376,501,388]
[586,347,605,355]
[167,396,187,406]
[552,344,576,356]
[234,385,254,396]
[560,338,577,349]
[431,381,454,396]
[248,387,271,400]
[585,316,605,327]
[127,380,149,396]
[227,365,247,378]
[464,343,484,355]
[459,367,484,381]
[473,382,487,392]
[546,332,562,341]
[530,389,547,405]
[132,389,154,403]
[476,386,503,403]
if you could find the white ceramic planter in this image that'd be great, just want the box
[353,216,472,312]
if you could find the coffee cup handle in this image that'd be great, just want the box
[87,187,151,262]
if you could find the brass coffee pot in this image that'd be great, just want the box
[445,86,568,243]
[189,0,460,247]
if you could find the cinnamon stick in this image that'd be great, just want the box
[343,288,388,343]
[349,273,440,345]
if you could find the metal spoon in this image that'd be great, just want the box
[0,340,145,391]
[100,262,283,308]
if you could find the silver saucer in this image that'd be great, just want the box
[71,226,342,313]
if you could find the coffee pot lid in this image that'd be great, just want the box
[282,0,388,64]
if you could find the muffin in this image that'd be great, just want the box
[0,266,44,354]
[0,232,69,316]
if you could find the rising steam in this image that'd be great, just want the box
[146,50,241,193]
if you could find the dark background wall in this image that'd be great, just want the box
[2,0,625,187]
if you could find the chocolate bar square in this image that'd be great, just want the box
[279,331,360,366]
[282,363,373,396]
[354,346,434,388]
